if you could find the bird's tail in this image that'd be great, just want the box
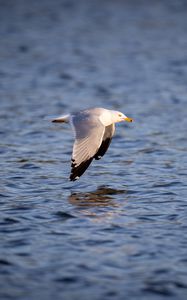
[51,114,70,123]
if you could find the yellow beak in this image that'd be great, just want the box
[124,117,133,122]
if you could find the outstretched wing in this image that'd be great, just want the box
[94,124,115,160]
[70,111,105,181]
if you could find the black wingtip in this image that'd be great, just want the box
[70,158,93,181]
[69,173,80,181]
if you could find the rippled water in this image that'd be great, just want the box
[1,0,187,299]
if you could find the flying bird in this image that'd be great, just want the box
[52,107,133,181]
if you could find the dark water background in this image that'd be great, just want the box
[0,0,187,299]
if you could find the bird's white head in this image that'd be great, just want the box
[112,110,133,123]
[99,108,133,126]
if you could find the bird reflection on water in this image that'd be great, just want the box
[68,185,126,208]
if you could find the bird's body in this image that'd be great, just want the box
[52,107,133,181]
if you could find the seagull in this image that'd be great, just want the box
[52,107,133,181]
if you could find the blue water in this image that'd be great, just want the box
[0,0,187,299]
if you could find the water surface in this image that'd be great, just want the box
[0,0,187,299]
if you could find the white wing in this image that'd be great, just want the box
[70,110,105,181]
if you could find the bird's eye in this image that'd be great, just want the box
[118,114,122,117]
